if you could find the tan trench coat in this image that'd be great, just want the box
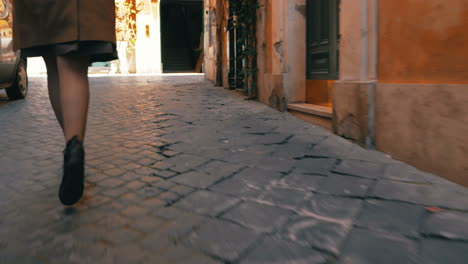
[13,0,116,50]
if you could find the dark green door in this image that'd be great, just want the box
[307,0,339,80]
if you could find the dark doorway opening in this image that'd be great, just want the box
[160,0,203,73]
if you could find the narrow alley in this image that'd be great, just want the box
[0,75,467,263]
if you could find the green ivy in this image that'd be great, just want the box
[228,0,259,99]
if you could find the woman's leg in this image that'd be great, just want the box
[43,56,64,131]
[56,54,90,206]
[56,55,90,143]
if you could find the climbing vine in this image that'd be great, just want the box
[228,0,259,99]
[115,0,143,52]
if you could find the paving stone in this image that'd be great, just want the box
[156,213,209,242]
[118,162,143,171]
[105,245,148,264]
[346,148,396,164]
[141,218,208,253]
[428,185,468,211]
[222,201,293,232]
[250,156,296,172]
[293,158,336,176]
[141,197,166,209]
[300,194,363,220]
[162,150,179,157]
[420,239,468,264]
[372,180,433,205]
[101,186,129,198]
[141,176,162,184]
[153,169,177,179]
[258,187,311,210]
[99,177,126,189]
[422,211,468,241]
[318,173,372,197]
[270,141,317,159]
[281,195,362,255]
[135,185,163,199]
[119,192,141,205]
[210,167,283,198]
[306,136,356,159]
[158,191,180,203]
[198,160,244,178]
[174,190,239,216]
[154,180,176,190]
[274,171,326,191]
[171,170,223,188]
[96,215,131,229]
[356,200,424,237]
[103,167,126,177]
[125,180,146,190]
[254,132,292,145]
[151,161,173,170]
[332,159,385,179]
[236,142,280,154]
[151,206,191,221]
[241,235,330,264]
[283,215,350,255]
[104,228,142,245]
[169,184,194,196]
[145,244,221,264]
[184,219,259,262]
[136,157,156,166]
[338,228,419,264]
[131,216,165,233]
[384,162,436,183]
[2,75,467,262]
[372,180,468,210]
[121,206,149,218]
[165,154,209,173]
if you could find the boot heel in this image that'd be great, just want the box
[59,136,85,206]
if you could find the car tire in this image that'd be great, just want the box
[6,59,28,100]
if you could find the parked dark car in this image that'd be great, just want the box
[0,0,27,100]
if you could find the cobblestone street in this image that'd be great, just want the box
[1,75,468,263]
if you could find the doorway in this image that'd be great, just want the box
[160,0,203,73]
[306,0,340,107]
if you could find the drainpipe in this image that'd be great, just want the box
[360,0,368,82]
[364,0,378,149]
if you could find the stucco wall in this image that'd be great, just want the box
[283,0,307,104]
[203,0,217,82]
[339,0,363,81]
[257,0,307,110]
[378,0,468,83]
[333,82,369,145]
[257,0,286,110]
[376,84,468,186]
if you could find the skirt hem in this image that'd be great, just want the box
[20,41,118,63]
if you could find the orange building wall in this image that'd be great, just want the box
[306,80,334,107]
[378,0,468,84]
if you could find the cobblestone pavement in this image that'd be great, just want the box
[1,75,468,264]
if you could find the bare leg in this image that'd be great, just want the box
[43,56,64,131]
[56,55,90,143]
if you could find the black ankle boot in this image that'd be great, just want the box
[59,136,85,206]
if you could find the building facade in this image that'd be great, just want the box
[204,0,468,186]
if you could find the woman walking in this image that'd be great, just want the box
[12,0,118,205]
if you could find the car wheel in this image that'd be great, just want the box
[6,59,28,100]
